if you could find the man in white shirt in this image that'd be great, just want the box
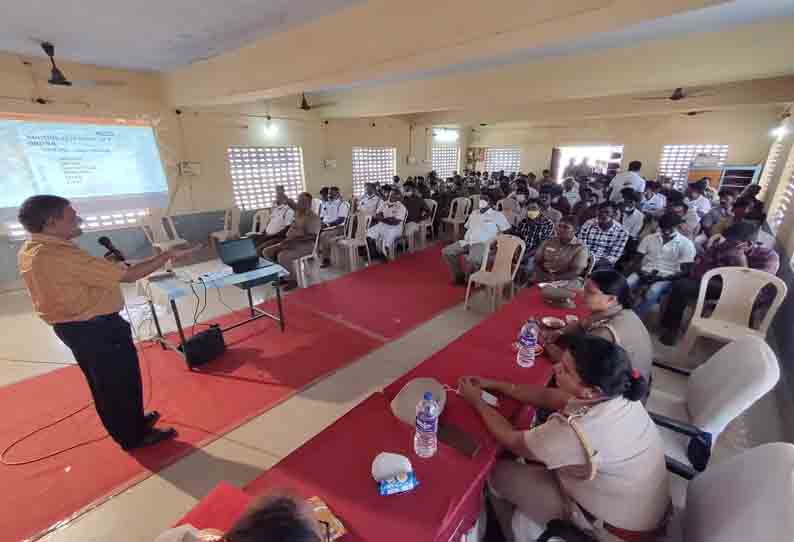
[442,193,511,284]
[319,186,351,266]
[608,161,646,202]
[620,190,645,240]
[669,198,701,240]
[252,193,295,252]
[561,177,580,207]
[367,188,408,259]
[640,181,667,217]
[357,183,382,216]
[562,158,578,179]
[685,180,712,219]
[627,213,696,316]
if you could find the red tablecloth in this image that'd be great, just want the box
[175,481,251,532]
[241,288,588,542]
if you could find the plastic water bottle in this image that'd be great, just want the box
[414,392,440,458]
[516,318,539,368]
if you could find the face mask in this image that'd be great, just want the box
[517,195,527,203]
[404,190,413,197]
[479,201,489,211]
[527,210,541,220]
[624,206,634,213]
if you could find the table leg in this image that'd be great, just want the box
[247,287,256,318]
[275,282,285,332]
[171,299,188,353]
[149,300,166,350]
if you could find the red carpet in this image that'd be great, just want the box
[0,301,379,542]
[0,244,462,542]
[289,244,462,339]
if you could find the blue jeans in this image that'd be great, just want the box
[627,273,673,317]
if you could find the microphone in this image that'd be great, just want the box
[98,236,126,263]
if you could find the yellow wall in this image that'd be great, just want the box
[472,108,780,176]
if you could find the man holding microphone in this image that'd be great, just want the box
[17,195,197,451]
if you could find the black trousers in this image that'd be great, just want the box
[54,313,146,449]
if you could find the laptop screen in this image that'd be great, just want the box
[217,238,257,266]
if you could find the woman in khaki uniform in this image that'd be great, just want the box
[459,335,669,541]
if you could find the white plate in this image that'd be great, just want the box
[541,316,566,329]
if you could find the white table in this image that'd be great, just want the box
[137,260,289,362]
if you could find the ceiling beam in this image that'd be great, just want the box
[163,0,722,107]
[310,17,794,119]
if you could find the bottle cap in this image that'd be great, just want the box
[423,392,433,400]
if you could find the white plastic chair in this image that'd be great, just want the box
[294,229,323,289]
[465,234,526,312]
[141,212,188,253]
[415,199,439,250]
[677,267,787,360]
[442,197,472,240]
[337,213,373,271]
[668,442,794,542]
[245,209,271,237]
[528,442,794,542]
[210,207,241,246]
[648,335,780,472]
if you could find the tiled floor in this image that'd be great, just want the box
[0,260,788,541]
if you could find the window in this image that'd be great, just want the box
[431,145,459,179]
[4,208,150,242]
[352,147,396,196]
[767,143,794,236]
[228,146,305,210]
[484,147,521,174]
[658,144,729,188]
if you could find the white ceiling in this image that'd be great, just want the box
[0,0,362,71]
[315,0,794,94]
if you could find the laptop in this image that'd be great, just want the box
[217,238,269,274]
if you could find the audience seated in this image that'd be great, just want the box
[619,189,645,241]
[684,180,712,219]
[366,188,407,260]
[457,334,666,541]
[667,194,701,240]
[550,185,572,216]
[529,216,589,287]
[640,181,667,217]
[319,186,350,267]
[626,212,696,317]
[251,192,295,252]
[538,191,562,224]
[442,193,510,285]
[699,188,736,240]
[561,177,580,207]
[401,181,430,244]
[262,192,321,290]
[572,188,598,227]
[514,198,556,276]
[658,222,780,345]
[608,160,646,202]
[545,270,654,381]
[578,202,630,270]
[357,182,383,216]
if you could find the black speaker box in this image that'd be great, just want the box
[178,324,226,368]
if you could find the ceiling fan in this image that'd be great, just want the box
[39,42,127,88]
[298,92,335,111]
[634,87,714,102]
[0,94,89,107]
[682,110,714,117]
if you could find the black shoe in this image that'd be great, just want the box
[144,410,161,429]
[123,427,177,451]
[452,274,466,286]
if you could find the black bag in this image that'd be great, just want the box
[687,431,713,472]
